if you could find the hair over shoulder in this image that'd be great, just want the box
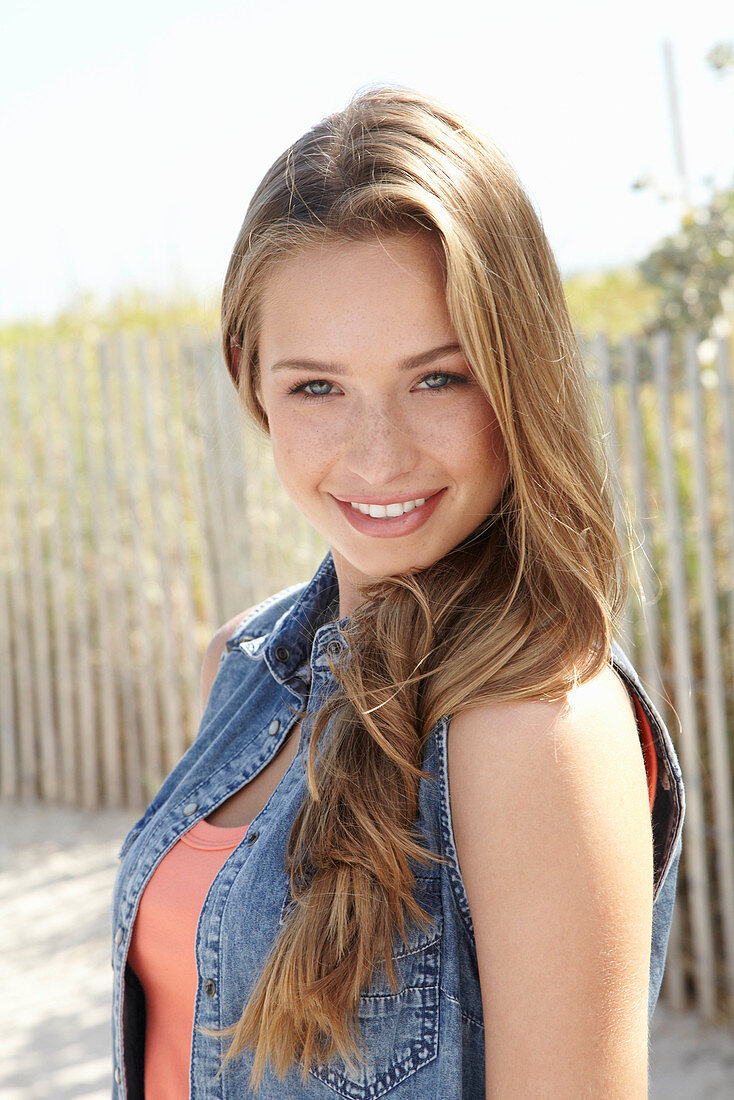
[216,84,628,1089]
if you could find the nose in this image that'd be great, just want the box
[343,401,419,488]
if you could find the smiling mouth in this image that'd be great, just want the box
[349,496,430,519]
[331,488,447,535]
[332,489,443,518]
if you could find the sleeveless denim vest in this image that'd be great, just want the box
[111,550,685,1098]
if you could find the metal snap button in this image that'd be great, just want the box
[114,926,124,946]
[115,1066,122,1085]
[204,978,216,997]
[182,801,199,816]
[246,831,259,845]
[268,718,280,736]
[326,639,343,658]
[275,645,290,662]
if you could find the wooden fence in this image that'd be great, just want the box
[1,327,733,1024]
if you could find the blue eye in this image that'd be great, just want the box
[286,370,469,402]
[287,378,336,400]
[415,371,469,391]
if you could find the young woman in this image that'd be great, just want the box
[111,86,685,1098]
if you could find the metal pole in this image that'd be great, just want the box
[662,38,690,208]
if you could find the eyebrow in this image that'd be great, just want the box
[269,342,464,375]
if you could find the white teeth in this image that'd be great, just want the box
[349,496,429,518]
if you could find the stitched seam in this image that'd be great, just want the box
[435,715,476,944]
[442,989,485,1031]
[229,581,307,645]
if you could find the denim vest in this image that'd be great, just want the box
[111,551,685,1098]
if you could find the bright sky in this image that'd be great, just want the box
[1,0,731,322]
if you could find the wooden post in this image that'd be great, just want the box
[97,339,136,806]
[62,343,97,811]
[0,349,19,799]
[175,338,217,645]
[41,345,77,804]
[717,336,734,1010]
[16,346,57,801]
[593,333,635,659]
[624,338,665,706]
[76,341,115,808]
[625,336,685,1006]
[191,342,228,625]
[655,329,716,1018]
[155,331,201,753]
[137,334,185,775]
[118,333,162,803]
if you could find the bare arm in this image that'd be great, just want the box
[448,663,653,1099]
[200,607,256,713]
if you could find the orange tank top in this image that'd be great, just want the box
[127,818,250,1100]
[127,710,658,1096]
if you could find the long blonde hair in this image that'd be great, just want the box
[219,84,627,1089]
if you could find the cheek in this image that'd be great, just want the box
[268,415,334,485]
[437,399,506,457]
[454,405,509,488]
[483,411,508,467]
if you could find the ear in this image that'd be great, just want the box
[253,372,264,414]
[252,370,269,429]
[229,343,242,384]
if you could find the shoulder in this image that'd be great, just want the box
[200,607,257,711]
[447,660,651,878]
[447,661,653,1091]
[448,660,645,812]
[199,578,310,710]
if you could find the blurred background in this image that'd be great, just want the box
[1,0,734,1096]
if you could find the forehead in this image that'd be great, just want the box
[257,231,454,362]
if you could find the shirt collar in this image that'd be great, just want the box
[262,550,351,700]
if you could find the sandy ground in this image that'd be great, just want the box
[1,804,733,1099]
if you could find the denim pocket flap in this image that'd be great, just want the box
[306,874,443,1098]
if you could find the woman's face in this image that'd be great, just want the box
[255,230,509,615]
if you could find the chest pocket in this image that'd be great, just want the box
[280,874,442,1098]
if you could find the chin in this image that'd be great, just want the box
[345,544,441,580]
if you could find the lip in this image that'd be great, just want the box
[332,490,444,506]
[330,488,447,538]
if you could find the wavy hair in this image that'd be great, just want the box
[218,84,627,1089]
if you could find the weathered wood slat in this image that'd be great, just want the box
[155,332,203,752]
[623,339,665,706]
[77,342,116,808]
[118,335,161,803]
[16,346,57,800]
[624,337,686,1005]
[191,343,229,627]
[137,336,186,774]
[593,333,635,659]
[655,330,716,1019]
[211,342,251,616]
[97,340,134,807]
[42,346,77,803]
[713,334,734,1012]
[0,350,19,799]
[174,340,217,658]
[59,344,96,810]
